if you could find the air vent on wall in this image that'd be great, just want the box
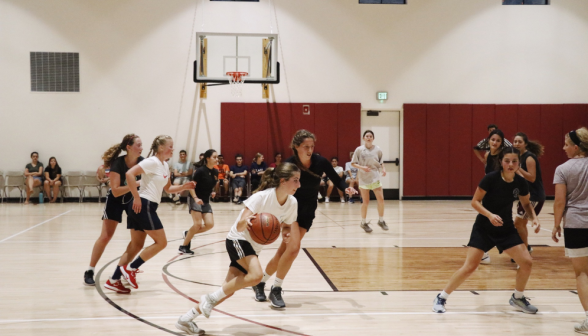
[30,52,79,92]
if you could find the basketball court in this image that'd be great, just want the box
[2,0,588,335]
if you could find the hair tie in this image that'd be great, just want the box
[570,130,581,146]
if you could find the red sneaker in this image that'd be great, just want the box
[104,279,131,294]
[135,268,144,273]
[120,265,138,289]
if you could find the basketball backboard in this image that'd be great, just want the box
[194,32,280,84]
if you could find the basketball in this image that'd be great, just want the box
[249,213,281,245]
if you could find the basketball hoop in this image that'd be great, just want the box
[226,71,248,97]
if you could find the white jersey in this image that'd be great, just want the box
[226,188,298,254]
[138,156,170,204]
[333,166,344,176]
[352,145,383,185]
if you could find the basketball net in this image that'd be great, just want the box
[226,72,248,97]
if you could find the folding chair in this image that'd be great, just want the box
[5,171,25,203]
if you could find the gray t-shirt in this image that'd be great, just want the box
[553,157,588,229]
[352,145,383,185]
[25,162,44,174]
[345,162,357,179]
[173,161,191,175]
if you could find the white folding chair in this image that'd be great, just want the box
[65,171,85,203]
[0,171,4,203]
[5,171,25,203]
[83,171,103,202]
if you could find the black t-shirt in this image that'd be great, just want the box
[45,166,62,180]
[520,151,545,202]
[485,153,499,174]
[110,155,144,202]
[475,171,529,229]
[192,165,218,203]
[285,154,348,219]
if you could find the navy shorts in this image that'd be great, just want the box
[102,189,131,223]
[127,198,163,231]
[226,239,257,274]
[467,222,524,253]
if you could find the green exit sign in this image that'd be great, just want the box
[377,91,388,100]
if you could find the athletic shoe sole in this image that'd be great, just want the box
[509,300,538,314]
[104,283,130,294]
[83,282,95,286]
[175,322,205,335]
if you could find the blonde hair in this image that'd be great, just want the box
[253,163,300,194]
[290,129,320,178]
[102,134,140,167]
[148,135,172,157]
[566,127,588,154]
[253,152,264,163]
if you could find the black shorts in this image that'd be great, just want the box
[226,239,257,274]
[467,222,524,253]
[218,179,226,187]
[251,179,261,192]
[127,198,163,231]
[101,189,131,223]
[516,200,545,219]
[564,228,588,258]
[188,197,213,214]
[232,179,246,190]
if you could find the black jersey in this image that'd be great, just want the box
[192,165,218,204]
[520,151,545,202]
[110,155,144,202]
[485,153,499,174]
[475,171,529,229]
[285,154,347,219]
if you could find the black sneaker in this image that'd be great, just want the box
[269,286,285,308]
[178,245,194,255]
[237,199,243,205]
[84,270,95,286]
[252,282,267,302]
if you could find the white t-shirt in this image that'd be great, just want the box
[345,162,358,179]
[352,145,383,185]
[333,166,344,176]
[226,188,298,254]
[138,156,170,204]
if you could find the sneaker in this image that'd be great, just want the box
[120,265,138,289]
[340,198,345,203]
[269,286,286,308]
[378,220,389,231]
[84,270,95,286]
[528,245,533,254]
[104,279,131,294]
[318,193,323,200]
[252,282,267,302]
[432,294,447,313]
[173,195,180,202]
[179,245,194,255]
[175,200,181,205]
[509,294,538,314]
[349,198,355,204]
[574,318,588,334]
[175,317,205,335]
[480,252,491,264]
[325,197,330,203]
[360,221,373,233]
[237,199,243,205]
[199,294,216,318]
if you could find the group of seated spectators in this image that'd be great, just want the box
[22,152,63,204]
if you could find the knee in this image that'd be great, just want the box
[285,243,301,258]
[519,257,533,270]
[463,262,479,275]
[248,271,263,285]
[159,240,168,250]
[44,180,49,186]
[99,233,114,243]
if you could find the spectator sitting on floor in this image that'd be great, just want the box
[24,152,44,205]
[44,156,62,203]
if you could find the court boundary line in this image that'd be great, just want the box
[0,210,72,243]
[302,248,338,292]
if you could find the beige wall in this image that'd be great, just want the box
[1,0,588,187]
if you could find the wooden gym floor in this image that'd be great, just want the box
[0,200,584,335]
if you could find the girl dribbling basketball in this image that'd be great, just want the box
[175,163,300,335]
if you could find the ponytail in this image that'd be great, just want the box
[148,135,172,157]
[253,163,300,194]
[103,133,139,167]
[515,132,544,158]
[194,149,216,168]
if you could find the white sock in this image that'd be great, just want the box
[439,291,450,299]
[361,218,367,224]
[273,277,284,288]
[261,272,271,283]
[379,217,384,222]
[87,266,95,271]
[325,197,330,200]
[210,287,227,302]
[180,307,199,321]
[514,289,524,299]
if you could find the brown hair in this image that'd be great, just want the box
[103,134,140,167]
[148,135,172,157]
[496,147,521,171]
[254,163,300,194]
[253,152,264,163]
[566,127,588,154]
[290,129,320,178]
[515,132,544,158]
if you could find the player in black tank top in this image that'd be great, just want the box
[484,129,506,175]
[513,132,546,252]
[84,134,144,288]
[251,130,358,308]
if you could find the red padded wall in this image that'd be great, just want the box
[495,105,519,142]
[449,105,472,196]
[220,103,245,166]
[471,105,495,192]
[517,105,542,140]
[267,103,292,163]
[403,104,427,196]
[314,104,339,162]
[540,105,564,196]
[337,103,361,164]
[425,104,450,196]
[244,103,268,166]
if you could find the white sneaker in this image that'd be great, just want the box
[175,317,205,335]
[432,294,447,313]
[318,193,323,200]
[574,318,588,334]
[173,195,180,202]
[199,294,216,318]
[340,199,345,203]
[480,252,491,264]
[325,197,330,203]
